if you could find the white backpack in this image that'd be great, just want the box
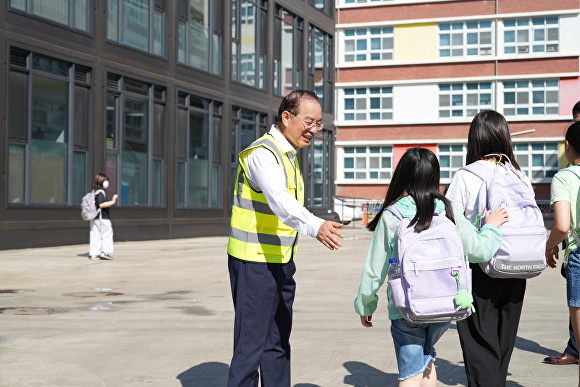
[80,189,104,221]
[460,155,546,279]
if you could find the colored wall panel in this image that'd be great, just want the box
[560,77,580,116]
[394,23,438,62]
[393,143,437,170]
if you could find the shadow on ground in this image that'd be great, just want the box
[176,356,529,387]
[177,362,229,386]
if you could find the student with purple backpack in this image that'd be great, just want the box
[446,110,542,386]
[354,147,508,386]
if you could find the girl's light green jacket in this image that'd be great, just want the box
[354,196,503,320]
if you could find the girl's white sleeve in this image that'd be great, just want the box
[446,171,469,213]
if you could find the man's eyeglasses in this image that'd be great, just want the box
[290,113,324,131]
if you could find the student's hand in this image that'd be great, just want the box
[545,245,559,269]
[360,315,373,327]
[316,221,344,250]
[112,194,118,203]
[483,208,508,228]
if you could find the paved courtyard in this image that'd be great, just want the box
[0,223,577,386]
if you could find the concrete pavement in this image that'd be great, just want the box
[0,222,577,386]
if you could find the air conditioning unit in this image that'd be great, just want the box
[518,46,529,53]
[546,44,558,52]
[480,47,492,55]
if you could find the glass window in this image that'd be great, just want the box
[309,0,332,14]
[229,106,268,204]
[274,7,303,96]
[502,79,559,116]
[342,87,393,121]
[439,20,493,57]
[341,146,393,181]
[438,144,467,180]
[176,93,222,208]
[10,0,89,31]
[107,0,165,56]
[7,48,91,206]
[307,130,332,207]
[231,0,267,89]
[439,83,493,118]
[513,142,559,181]
[308,26,333,112]
[107,74,166,206]
[177,0,223,75]
[503,17,559,54]
[343,26,393,63]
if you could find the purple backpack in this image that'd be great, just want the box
[461,155,546,279]
[387,205,473,324]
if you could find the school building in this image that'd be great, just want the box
[0,0,337,249]
[334,0,580,201]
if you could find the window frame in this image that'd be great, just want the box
[343,27,394,63]
[438,82,493,119]
[105,73,167,207]
[514,142,559,182]
[175,91,223,208]
[107,0,166,56]
[6,47,92,207]
[274,6,303,96]
[9,0,91,32]
[343,87,393,122]
[439,20,493,58]
[308,25,334,113]
[231,0,268,89]
[503,17,559,55]
[437,144,467,182]
[177,0,223,75]
[502,79,559,117]
[340,145,394,182]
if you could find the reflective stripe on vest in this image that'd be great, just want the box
[227,133,303,264]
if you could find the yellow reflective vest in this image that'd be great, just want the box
[228,133,305,263]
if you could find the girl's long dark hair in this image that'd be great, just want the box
[466,110,520,170]
[367,147,455,232]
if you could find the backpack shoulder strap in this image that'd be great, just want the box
[386,204,403,220]
[460,161,493,181]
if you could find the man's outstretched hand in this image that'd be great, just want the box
[316,221,344,250]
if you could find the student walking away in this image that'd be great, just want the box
[545,121,580,386]
[354,147,508,386]
[544,101,580,366]
[89,173,118,260]
[227,90,344,387]
[446,110,543,387]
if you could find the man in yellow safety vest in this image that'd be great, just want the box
[227,90,344,387]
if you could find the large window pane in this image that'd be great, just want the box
[31,75,68,204]
[8,71,28,141]
[73,151,87,203]
[74,86,89,148]
[12,0,88,31]
[122,97,148,204]
[188,110,209,206]
[189,0,210,71]
[108,0,164,55]
[8,145,25,204]
[124,0,149,51]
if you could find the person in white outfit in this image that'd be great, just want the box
[89,173,118,260]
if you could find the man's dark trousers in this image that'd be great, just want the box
[227,254,296,387]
